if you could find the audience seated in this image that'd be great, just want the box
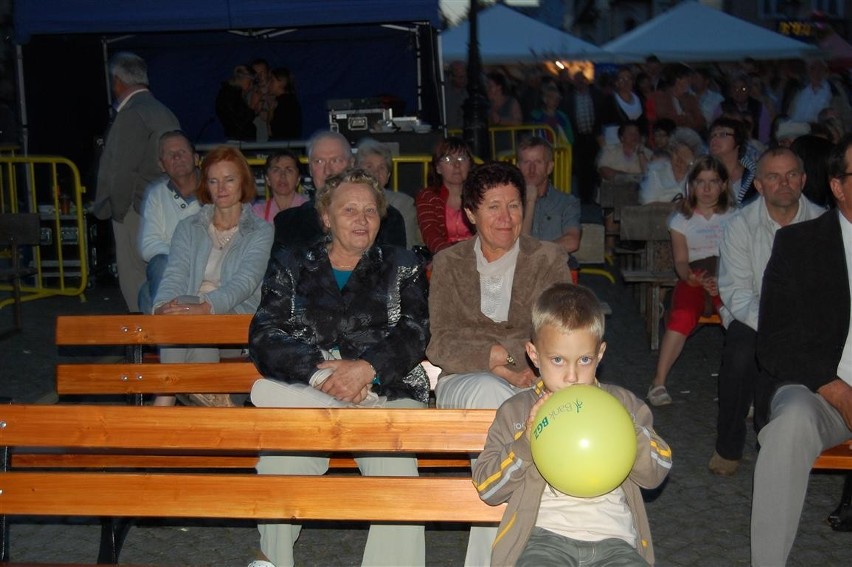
[639,137,700,205]
[355,138,421,249]
[415,137,474,255]
[138,131,202,314]
[647,156,735,406]
[252,149,307,223]
[517,136,580,254]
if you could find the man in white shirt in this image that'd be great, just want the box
[751,135,852,565]
[137,131,201,313]
[710,147,824,477]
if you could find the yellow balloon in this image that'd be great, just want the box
[530,385,637,498]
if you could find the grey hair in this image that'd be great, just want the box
[315,168,388,222]
[109,52,149,87]
[307,130,352,160]
[355,138,393,172]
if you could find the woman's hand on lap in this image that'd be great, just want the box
[316,359,374,403]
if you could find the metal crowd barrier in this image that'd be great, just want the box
[0,155,89,312]
[447,124,572,194]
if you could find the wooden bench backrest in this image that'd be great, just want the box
[1,405,502,523]
[2,406,494,452]
[55,314,253,345]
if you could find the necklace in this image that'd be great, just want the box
[212,225,238,250]
[327,248,359,270]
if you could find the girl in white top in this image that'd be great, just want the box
[647,155,736,406]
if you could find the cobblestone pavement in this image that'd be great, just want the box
[1,273,850,566]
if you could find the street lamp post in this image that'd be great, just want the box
[462,0,491,160]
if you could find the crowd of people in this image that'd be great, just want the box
[95,50,852,567]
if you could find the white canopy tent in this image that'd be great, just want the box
[440,4,609,64]
[602,1,818,63]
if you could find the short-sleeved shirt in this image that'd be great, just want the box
[597,144,652,175]
[668,209,734,262]
[531,184,581,242]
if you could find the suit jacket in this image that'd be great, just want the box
[426,235,572,376]
[757,209,850,399]
[272,201,407,255]
[249,242,431,403]
[94,90,180,221]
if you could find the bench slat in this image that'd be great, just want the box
[56,314,253,345]
[56,363,261,394]
[0,473,503,523]
[1,406,493,453]
[813,441,852,470]
[11,452,472,470]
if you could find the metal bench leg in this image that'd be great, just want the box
[97,517,133,564]
[828,472,852,531]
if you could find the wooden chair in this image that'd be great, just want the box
[619,203,678,350]
[597,179,640,268]
[0,213,40,330]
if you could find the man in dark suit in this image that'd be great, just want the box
[752,134,852,565]
[93,52,180,312]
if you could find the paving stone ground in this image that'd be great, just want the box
[1,270,850,566]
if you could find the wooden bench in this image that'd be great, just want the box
[0,314,491,563]
[0,405,501,564]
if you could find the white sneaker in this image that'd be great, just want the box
[247,561,275,567]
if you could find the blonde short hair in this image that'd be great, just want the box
[531,283,605,343]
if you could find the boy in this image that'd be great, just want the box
[473,284,672,566]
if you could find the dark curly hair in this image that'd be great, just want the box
[462,161,526,213]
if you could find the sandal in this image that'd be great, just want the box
[647,385,672,406]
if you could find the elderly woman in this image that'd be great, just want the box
[355,137,421,249]
[252,149,307,223]
[639,137,701,204]
[427,161,572,565]
[248,168,430,567]
[415,137,474,255]
[152,146,273,406]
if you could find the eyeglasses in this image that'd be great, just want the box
[439,155,470,165]
[837,172,852,180]
[709,131,735,139]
